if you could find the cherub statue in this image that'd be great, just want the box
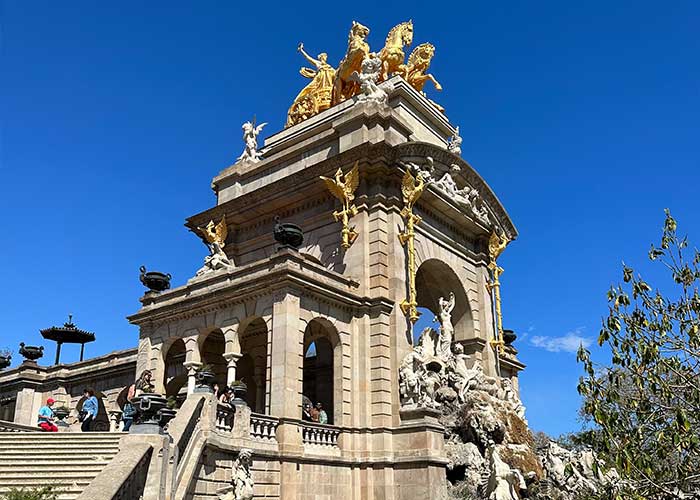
[447,126,462,155]
[350,56,387,104]
[237,119,267,163]
[218,449,254,500]
[286,43,336,127]
[195,216,234,276]
[332,21,371,105]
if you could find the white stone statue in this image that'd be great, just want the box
[481,446,526,500]
[450,344,481,402]
[350,56,387,104]
[436,292,455,361]
[447,126,462,155]
[500,378,526,420]
[399,351,423,406]
[406,157,435,184]
[237,120,267,163]
[218,448,254,500]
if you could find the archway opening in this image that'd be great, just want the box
[237,318,268,414]
[302,319,339,425]
[164,339,187,405]
[415,259,473,345]
[201,330,227,390]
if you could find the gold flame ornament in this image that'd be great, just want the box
[486,230,509,354]
[320,162,360,249]
[398,168,426,324]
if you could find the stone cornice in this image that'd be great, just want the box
[128,249,394,327]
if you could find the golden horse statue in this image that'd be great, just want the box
[402,43,442,93]
[332,21,371,105]
[378,20,413,82]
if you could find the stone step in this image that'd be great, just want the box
[0,432,123,438]
[0,442,120,449]
[0,478,91,487]
[0,464,105,474]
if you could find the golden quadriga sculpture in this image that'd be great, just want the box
[286,20,442,127]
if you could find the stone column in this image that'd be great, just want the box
[223,352,243,385]
[269,288,302,418]
[183,361,202,395]
[149,343,165,394]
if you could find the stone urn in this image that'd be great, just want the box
[158,407,177,427]
[131,393,168,430]
[0,353,10,370]
[273,216,304,249]
[53,406,70,427]
[19,343,44,362]
[231,382,248,407]
[139,266,171,293]
[194,369,216,393]
[503,329,517,346]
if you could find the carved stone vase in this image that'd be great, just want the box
[231,382,248,407]
[19,343,44,362]
[131,393,168,433]
[194,370,217,393]
[0,355,10,370]
[158,407,177,427]
[139,266,172,293]
[503,329,517,346]
[273,217,304,249]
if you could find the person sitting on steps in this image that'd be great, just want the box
[37,398,58,432]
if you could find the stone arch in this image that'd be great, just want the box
[302,317,341,425]
[415,258,474,343]
[163,338,187,402]
[236,317,268,414]
[199,328,227,390]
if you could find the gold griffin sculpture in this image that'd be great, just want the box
[286,43,336,128]
[320,161,360,249]
[377,21,413,82]
[399,169,426,324]
[486,230,509,354]
[332,21,371,105]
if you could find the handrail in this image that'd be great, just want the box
[0,419,40,432]
[215,403,235,431]
[75,442,153,500]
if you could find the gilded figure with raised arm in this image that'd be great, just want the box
[286,43,337,127]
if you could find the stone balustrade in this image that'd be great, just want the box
[0,419,37,432]
[300,421,341,447]
[250,412,279,442]
[215,403,235,432]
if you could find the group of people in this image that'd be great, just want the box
[37,388,99,432]
[37,369,157,433]
[302,401,328,424]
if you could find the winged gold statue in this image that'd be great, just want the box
[320,162,360,248]
[488,229,509,263]
[401,168,426,212]
[195,216,234,276]
[399,168,426,324]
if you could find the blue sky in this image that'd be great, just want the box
[1,2,698,437]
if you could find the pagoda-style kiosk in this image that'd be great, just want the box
[41,315,95,364]
[128,21,524,500]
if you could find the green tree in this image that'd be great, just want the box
[577,210,700,499]
[0,487,59,500]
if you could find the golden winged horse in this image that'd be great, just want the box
[320,162,360,248]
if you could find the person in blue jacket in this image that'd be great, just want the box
[81,388,99,432]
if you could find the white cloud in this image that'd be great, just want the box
[530,328,592,354]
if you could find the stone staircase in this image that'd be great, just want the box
[0,432,125,500]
